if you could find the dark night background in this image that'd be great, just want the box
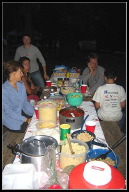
[2,2,127,89]
[3,2,126,52]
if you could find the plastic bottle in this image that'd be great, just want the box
[66,72,70,78]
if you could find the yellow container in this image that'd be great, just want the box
[60,124,71,141]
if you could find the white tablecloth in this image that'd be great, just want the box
[13,101,107,164]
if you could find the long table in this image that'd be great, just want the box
[13,101,108,164]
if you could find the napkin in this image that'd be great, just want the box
[2,164,38,189]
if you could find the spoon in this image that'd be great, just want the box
[79,114,89,133]
[95,135,126,160]
[70,113,75,117]
[66,134,75,154]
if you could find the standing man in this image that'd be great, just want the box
[80,53,105,96]
[14,34,49,87]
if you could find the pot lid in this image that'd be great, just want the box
[20,135,58,156]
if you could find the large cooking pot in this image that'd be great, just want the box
[9,135,58,172]
[59,107,84,130]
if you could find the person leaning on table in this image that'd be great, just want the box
[14,33,49,88]
[80,53,105,96]
[2,60,34,133]
[92,67,126,130]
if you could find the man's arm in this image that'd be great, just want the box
[94,102,100,109]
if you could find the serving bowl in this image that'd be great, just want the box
[66,92,83,107]
[60,86,76,95]
[86,148,120,168]
[71,130,95,148]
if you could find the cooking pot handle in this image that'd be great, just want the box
[66,119,75,123]
[32,139,46,148]
[7,144,21,155]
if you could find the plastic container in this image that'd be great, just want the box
[68,162,125,189]
[57,78,63,87]
[36,100,57,126]
[59,139,89,169]
[86,148,120,168]
[64,78,69,86]
[66,92,83,107]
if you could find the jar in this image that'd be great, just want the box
[37,100,57,126]
[57,78,63,87]
[64,78,69,86]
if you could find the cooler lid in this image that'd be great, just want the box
[83,161,111,186]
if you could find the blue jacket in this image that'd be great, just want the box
[2,81,34,131]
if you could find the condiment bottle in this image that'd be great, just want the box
[66,72,70,78]
[57,78,63,87]
[64,78,69,86]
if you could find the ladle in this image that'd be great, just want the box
[66,134,75,154]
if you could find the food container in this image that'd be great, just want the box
[36,121,56,129]
[11,135,58,172]
[60,86,76,95]
[68,162,125,189]
[59,139,89,169]
[59,107,84,130]
[71,130,95,148]
[86,148,120,168]
[66,92,83,107]
[36,100,57,126]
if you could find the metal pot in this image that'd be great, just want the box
[10,135,58,172]
[59,107,84,130]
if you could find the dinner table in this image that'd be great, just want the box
[13,100,108,165]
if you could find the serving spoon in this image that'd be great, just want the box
[95,135,126,160]
[66,134,75,154]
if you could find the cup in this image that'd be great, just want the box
[81,84,87,93]
[46,80,52,87]
[85,120,96,133]
[34,107,39,119]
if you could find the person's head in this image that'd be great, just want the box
[22,33,31,45]
[19,56,30,73]
[3,60,23,81]
[104,68,117,82]
[87,53,99,70]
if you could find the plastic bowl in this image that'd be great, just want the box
[86,148,120,168]
[60,86,76,95]
[66,92,83,107]
[71,130,95,148]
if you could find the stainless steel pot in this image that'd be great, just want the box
[59,107,84,130]
[10,135,58,172]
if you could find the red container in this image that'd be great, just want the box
[34,107,39,119]
[68,162,125,189]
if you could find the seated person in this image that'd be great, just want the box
[80,53,105,96]
[2,60,34,133]
[92,67,126,130]
[19,56,42,102]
